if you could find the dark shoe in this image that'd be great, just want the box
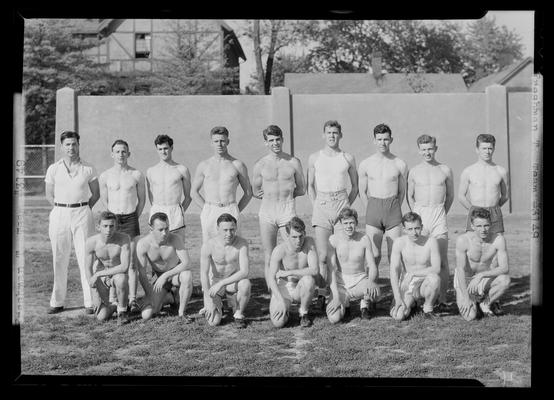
[84,307,95,315]
[316,295,326,311]
[435,302,450,313]
[128,300,141,314]
[343,307,351,319]
[360,307,371,320]
[47,306,64,315]
[181,314,194,324]
[423,311,438,319]
[234,317,247,329]
[300,314,312,328]
[192,285,203,298]
[475,302,485,319]
[489,302,503,316]
[117,311,131,326]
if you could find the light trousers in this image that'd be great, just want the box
[48,206,94,308]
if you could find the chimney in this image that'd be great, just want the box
[372,51,382,79]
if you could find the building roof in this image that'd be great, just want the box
[469,57,534,92]
[284,72,468,94]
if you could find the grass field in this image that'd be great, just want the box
[17,200,532,385]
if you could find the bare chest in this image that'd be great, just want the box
[106,171,137,192]
[211,245,239,266]
[469,166,502,188]
[150,167,182,186]
[205,162,238,184]
[367,159,400,182]
[261,160,295,182]
[95,243,121,263]
[282,251,308,270]
[413,166,447,186]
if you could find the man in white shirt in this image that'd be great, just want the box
[45,130,100,314]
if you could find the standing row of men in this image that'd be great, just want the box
[44,121,511,326]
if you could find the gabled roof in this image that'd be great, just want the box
[469,57,533,92]
[284,72,468,94]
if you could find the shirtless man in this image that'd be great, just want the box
[252,125,305,290]
[307,120,358,307]
[146,135,192,242]
[192,126,253,244]
[458,134,509,238]
[326,208,379,323]
[268,217,318,328]
[407,135,454,310]
[135,212,193,322]
[454,208,511,321]
[389,212,441,321]
[99,139,146,313]
[84,211,131,325]
[200,213,251,328]
[359,123,408,271]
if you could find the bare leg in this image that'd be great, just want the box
[127,239,138,303]
[366,225,384,268]
[420,274,440,313]
[259,220,278,291]
[436,235,450,303]
[175,270,193,316]
[205,295,223,326]
[385,225,403,267]
[113,273,129,313]
[455,287,477,321]
[298,275,316,316]
[269,295,289,328]
[314,226,332,289]
[235,279,251,319]
[486,274,511,304]
[95,279,117,321]
[141,288,167,320]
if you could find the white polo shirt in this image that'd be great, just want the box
[44,159,98,204]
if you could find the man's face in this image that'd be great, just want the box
[151,219,170,244]
[218,221,237,244]
[471,217,491,239]
[61,138,79,158]
[156,143,173,161]
[98,218,117,239]
[265,134,283,154]
[418,142,437,162]
[111,144,130,165]
[287,228,305,251]
[374,132,393,153]
[476,142,495,162]
[211,134,229,155]
[323,126,342,148]
[340,217,357,237]
[403,220,423,242]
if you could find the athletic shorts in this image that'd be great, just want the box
[453,269,495,302]
[413,203,448,237]
[259,199,296,228]
[400,275,427,300]
[277,277,315,306]
[335,272,376,303]
[312,190,349,230]
[365,195,402,231]
[151,270,182,292]
[466,205,504,236]
[200,202,240,242]
[115,211,140,237]
[150,203,186,232]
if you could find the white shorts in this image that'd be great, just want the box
[454,269,494,302]
[400,275,426,300]
[150,203,186,231]
[413,203,448,237]
[200,202,241,242]
[277,277,315,306]
[259,199,296,228]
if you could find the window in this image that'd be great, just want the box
[135,33,151,59]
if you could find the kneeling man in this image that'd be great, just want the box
[326,208,380,323]
[268,216,318,328]
[455,208,511,320]
[85,211,131,325]
[200,213,251,328]
[135,212,193,322]
[389,212,441,321]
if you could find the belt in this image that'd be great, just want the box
[317,190,347,200]
[205,201,236,207]
[54,202,88,208]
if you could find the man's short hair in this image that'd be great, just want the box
[476,134,496,148]
[98,211,117,223]
[210,126,229,137]
[154,134,173,147]
[285,216,306,234]
[416,134,436,147]
[217,213,237,226]
[111,139,129,151]
[60,130,80,144]
[338,207,358,225]
[323,120,342,134]
[401,212,422,226]
[263,125,283,141]
[470,208,491,223]
[373,123,392,137]
[150,212,169,226]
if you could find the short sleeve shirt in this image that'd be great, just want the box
[44,159,98,203]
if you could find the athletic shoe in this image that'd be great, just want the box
[316,295,326,311]
[84,307,95,315]
[489,302,503,316]
[343,307,351,319]
[423,311,437,319]
[234,317,247,329]
[117,311,131,326]
[435,302,450,313]
[300,314,312,328]
[199,307,206,315]
[181,314,194,324]
[360,307,371,320]
[128,300,141,314]
[47,306,64,315]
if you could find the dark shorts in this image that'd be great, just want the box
[115,211,140,238]
[365,196,402,231]
[466,205,504,236]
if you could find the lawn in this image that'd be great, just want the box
[16,203,532,386]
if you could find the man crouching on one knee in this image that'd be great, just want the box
[389,212,441,321]
[455,208,511,321]
[268,216,318,329]
[200,213,251,329]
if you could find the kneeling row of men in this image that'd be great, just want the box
[86,205,510,328]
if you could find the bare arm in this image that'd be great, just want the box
[96,237,131,277]
[455,235,471,303]
[236,161,253,212]
[84,237,97,286]
[278,239,319,278]
[180,166,192,212]
[145,169,154,205]
[160,235,191,281]
[397,161,408,207]
[251,159,264,200]
[98,172,109,209]
[88,178,100,209]
[358,161,368,209]
[136,172,146,216]
[364,236,379,284]
[389,239,404,306]
[406,168,416,211]
[306,153,317,204]
[200,242,212,297]
[411,237,441,277]
[213,242,250,289]
[268,246,285,302]
[191,162,206,209]
[136,239,154,298]
[458,168,472,210]
[292,158,306,198]
[498,167,509,208]
[346,153,359,205]
[478,236,509,278]
[444,166,455,214]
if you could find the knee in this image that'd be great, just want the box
[113,274,128,289]
[271,314,288,329]
[179,270,192,286]
[206,311,222,327]
[497,274,511,290]
[326,308,344,324]
[301,275,316,291]
[141,306,154,321]
[238,279,251,294]
[426,274,441,291]
[97,305,114,321]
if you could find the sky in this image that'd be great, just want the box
[227,11,536,91]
